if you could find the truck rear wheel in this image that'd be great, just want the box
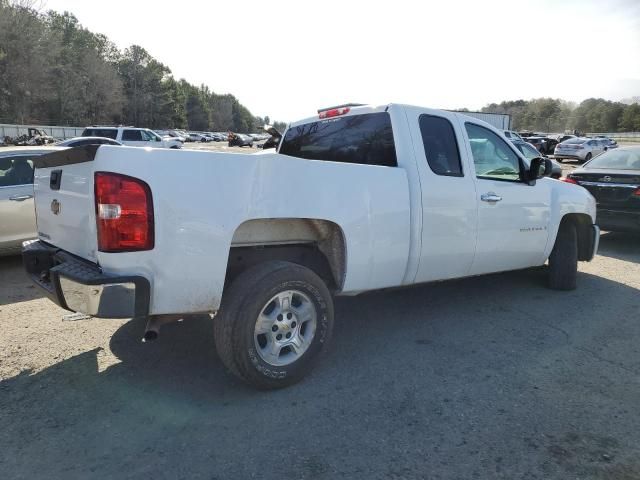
[214,261,334,389]
[548,222,578,290]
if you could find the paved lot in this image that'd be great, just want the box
[1,232,639,479]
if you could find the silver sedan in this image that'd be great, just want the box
[0,146,66,255]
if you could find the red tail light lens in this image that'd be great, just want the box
[318,107,350,119]
[633,187,640,197]
[562,176,578,184]
[94,172,154,252]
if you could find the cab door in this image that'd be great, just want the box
[405,108,478,283]
[0,153,36,252]
[460,121,552,275]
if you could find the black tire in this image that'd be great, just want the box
[548,222,578,290]
[581,152,592,164]
[214,261,334,389]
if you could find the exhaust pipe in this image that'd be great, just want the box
[142,315,182,342]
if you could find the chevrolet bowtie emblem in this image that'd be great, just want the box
[51,199,61,215]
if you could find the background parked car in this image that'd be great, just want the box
[0,146,66,255]
[556,134,577,144]
[510,139,562,179]
[261,125,282,150]
[55,137,122,147]
[563,146,640,233]
[186,132,208,142]
[525,136,549,154]
[595,135,618,149]
[554,137,607,163]
[81,127,182,149]
[503,130,523,141]
[228,133,254,147]
[155,130,187,142]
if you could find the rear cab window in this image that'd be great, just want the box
[279,112,397,167]
[419,115,462,176]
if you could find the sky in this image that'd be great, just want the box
[43,0,640,122]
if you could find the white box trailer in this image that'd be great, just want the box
[0,124,84,141]
[452,111,511,130]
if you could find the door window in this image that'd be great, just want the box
[122,130,143,141]
[141,130,160,142]
[419,115,463,176]
[465,123,522,182]
[0,156,34,186]
[81,128,118,139]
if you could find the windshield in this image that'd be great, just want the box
[586,148,640,170]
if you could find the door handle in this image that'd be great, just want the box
[481,192,502,203]
[9,194,33,202]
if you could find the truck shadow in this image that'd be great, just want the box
[2,267,640,478]
[0,254,44,306]
[597,232,640,263]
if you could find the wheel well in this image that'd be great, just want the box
[226,219,346,291]
[560,213,594,261]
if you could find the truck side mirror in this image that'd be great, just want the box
[527,157,553,185]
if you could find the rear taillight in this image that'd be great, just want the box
[318,107,350,119]
[94,172,154,252]
[562,176,578,184]
[633,187,640,197]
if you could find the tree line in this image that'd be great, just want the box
[0,1,286,132]
[477,97,640,133]
[1,1,638,135]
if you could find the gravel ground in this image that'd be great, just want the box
[1,232,639,479]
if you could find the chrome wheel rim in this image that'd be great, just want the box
[253,290,317,366]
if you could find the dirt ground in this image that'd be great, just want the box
[1,231,640,479]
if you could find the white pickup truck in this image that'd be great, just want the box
[23,104,599,389]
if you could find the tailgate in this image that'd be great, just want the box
[32,146,99,261]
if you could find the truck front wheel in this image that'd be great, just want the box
[548,222,578,290]
[214,261,334,389]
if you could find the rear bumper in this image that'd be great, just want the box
[22,239,150,318]
[597,209,640,233]
[554,153,584,160]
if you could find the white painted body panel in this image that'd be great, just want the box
[402,106,479,282]
[34,160,98,261]
[31,104,597,317]
[36,146,412,314]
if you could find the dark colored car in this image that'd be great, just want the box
[511,139,562,179]
[261,125,282,150]
[557,134,577,144]
[55,137,122,147]
[228,133,254,147]
[563,147,640,233]
[526,136,548,153]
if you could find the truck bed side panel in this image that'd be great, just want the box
[91,148,411,314]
